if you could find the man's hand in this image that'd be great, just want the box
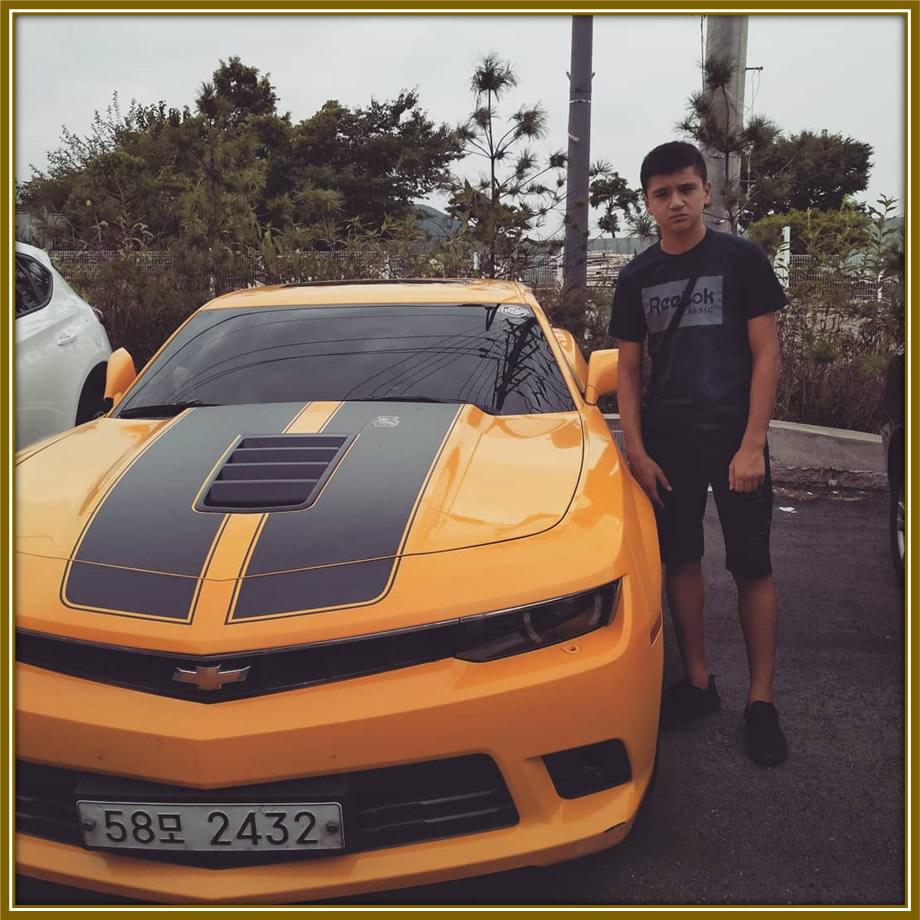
[628,450,672,510]
[736,311,779,494]
[729,444,765,492]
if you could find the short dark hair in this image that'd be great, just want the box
[640,142,707,192]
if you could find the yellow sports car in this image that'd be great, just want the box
[15,279,662,904]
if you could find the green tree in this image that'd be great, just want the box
[197,55,278,125]
[771,195,902,431]
[446,53,566,278]
[175,57,290,260]
[626,208,658,244]
[860,195,903,347]
[746,130,873,223]
[19,94,196,249]
[747,204,872,258]
[588,164,641,236]
[283,92,462,235]
[678,54,779,233]
[18,59,461,253]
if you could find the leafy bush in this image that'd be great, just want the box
[747,205,871,258]
[58,197,901,435]
[69,251,210,368]
[771,197,903,431]
[552,200,902,433]
[58,222,476,369]
[775,299,894,431]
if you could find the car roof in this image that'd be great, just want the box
[15,240,51,265]
[201,278,533,310]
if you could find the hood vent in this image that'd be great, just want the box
[197,433,353,513]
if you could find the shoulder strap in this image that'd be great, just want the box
[649,236,708,358]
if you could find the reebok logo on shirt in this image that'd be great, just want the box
[641,275,724,334]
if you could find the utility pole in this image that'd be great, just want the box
[561,14,593,339]
[702,15,748,234]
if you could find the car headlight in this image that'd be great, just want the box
[453,581,621,663]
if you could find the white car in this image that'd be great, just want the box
[14,242,112,449]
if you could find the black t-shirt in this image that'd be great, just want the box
[608,229,787,435]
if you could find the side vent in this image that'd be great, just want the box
[197,434,353,513]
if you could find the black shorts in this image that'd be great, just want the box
[643,426,773,578]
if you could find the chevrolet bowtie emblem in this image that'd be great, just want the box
[172,664,251,691]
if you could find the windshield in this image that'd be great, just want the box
[117,303,576,416]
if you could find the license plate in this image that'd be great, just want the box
[77,801,344,852]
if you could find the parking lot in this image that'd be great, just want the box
[18,488,905,907]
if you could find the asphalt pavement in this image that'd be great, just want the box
[18,490,905,907]
[336,488,906,906]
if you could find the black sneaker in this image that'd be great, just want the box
[743,701,788,766]
[660,675,720,730]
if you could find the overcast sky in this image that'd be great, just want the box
[14,13,905,237]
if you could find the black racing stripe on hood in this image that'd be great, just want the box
[231,559,394,620]
[63,403,304,619]
[231,402,460,620]
[244,402,461,576]
[66,564,198,621]
[73,404,304,574]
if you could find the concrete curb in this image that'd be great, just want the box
[771,466,887,492]
[603,415,886,490]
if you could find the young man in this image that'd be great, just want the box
[609,141,788,766]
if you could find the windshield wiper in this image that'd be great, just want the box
[118,400,219,419]
[357,395,495,414]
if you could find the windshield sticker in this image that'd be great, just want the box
[499,305,531,318]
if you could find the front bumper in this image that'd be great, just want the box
[16,579,662,904]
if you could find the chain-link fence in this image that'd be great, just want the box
[49,247,893,300]
[51,249,415,294]
[48,248,635,293]
[51,250,175,283]
[785,253,900,304]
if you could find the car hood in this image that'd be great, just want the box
[16,401,584,626]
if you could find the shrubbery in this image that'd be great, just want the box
[72,251,210,367]
[59,224,477,367]
[59,198,902,434]
[772,198,903,431]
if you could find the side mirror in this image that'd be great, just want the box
[585,349,619,404]
[104,348,137,408]
[552,327,588,391]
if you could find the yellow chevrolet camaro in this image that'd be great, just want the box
[15,279,662,904]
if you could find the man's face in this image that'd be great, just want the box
[643,167,711,234]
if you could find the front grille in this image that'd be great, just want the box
[16,583,618,703]
[16,755,518,867]
[16,624,457,703]
[16,762,81,847]
[198,434,353,512]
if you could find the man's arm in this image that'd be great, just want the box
[617,341,644,458]
[729,311,782,492]
[618,340,671,509]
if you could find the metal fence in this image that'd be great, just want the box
[48,248,632,292]
[51,249,175,280]
[783,253,900,303]
[48,247,897,304]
